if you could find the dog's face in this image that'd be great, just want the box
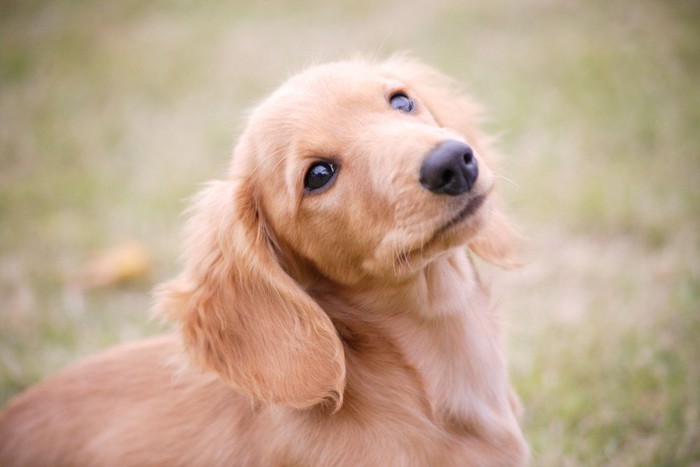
[157,58,515,409]
[236,59,503,284]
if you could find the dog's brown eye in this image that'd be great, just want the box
[390,92,414,113]
[304,161,337,192]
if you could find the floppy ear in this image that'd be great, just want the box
[154,179,346,409]
[468,208,520,268]
[382,55,520,267]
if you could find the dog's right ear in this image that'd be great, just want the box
[154,179,346,410]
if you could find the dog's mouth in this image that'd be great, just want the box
[399,189,491,264]
[433,191,489,239]
[368,186,495,279]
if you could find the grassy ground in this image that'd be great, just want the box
[1,0,699,464]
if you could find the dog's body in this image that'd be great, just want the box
[0,57,528,466]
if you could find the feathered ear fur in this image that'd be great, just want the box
[154,179,346,409]
[469,208,520,268]
[381,55,519,267]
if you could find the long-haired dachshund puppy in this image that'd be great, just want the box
[0,56,528,466]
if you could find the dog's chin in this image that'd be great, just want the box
[362,191,492,280]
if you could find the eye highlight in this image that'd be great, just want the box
[304,161,337,192]
[389,92,415,113]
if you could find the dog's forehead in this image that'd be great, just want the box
[290,61,389,89]
[244,61,401,151]
[271,61,399,109]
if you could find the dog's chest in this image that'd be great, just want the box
[385,296,510,436]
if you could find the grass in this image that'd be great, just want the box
[1,0,699,464]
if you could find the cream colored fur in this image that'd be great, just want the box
[0,56,528,466]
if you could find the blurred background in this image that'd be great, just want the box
[1,0,698,464]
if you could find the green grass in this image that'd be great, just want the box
[1,0,699,464]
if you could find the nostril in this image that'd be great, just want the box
[441,170,454,185]
[463,147,474,165]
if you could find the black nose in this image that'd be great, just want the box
[419,140,478,196]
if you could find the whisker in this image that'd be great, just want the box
[492,170,519,188]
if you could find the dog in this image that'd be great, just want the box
[0,56,528,466]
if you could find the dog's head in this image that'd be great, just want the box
[155,57,516,409]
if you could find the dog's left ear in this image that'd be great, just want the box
[381,55,519,268]
[468,208,520,268]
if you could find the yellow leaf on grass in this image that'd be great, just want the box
[76,240,152,289]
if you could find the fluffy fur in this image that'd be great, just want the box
[0,56,528,466]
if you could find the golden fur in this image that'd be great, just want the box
[0,57,528,466]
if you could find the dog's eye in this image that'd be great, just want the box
[304,161,337,192]
[389,92,415,113]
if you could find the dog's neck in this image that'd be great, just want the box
[314,248,519,440]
